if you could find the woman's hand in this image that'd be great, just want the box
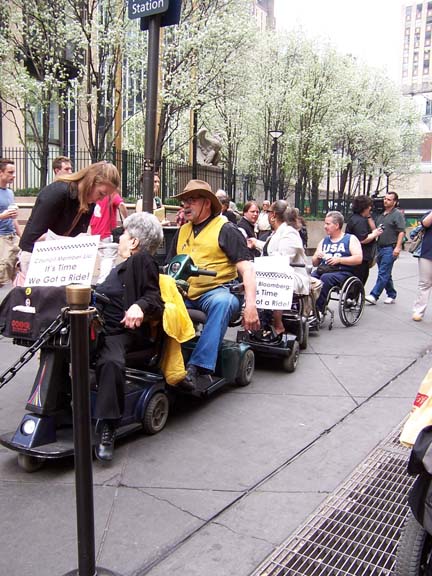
[247,237,257,249]
[121,304,144,329]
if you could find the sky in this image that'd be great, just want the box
[274,0,405,82]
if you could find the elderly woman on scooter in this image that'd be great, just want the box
[94,212,164,461]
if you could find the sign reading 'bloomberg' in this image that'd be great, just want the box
[128,0,170,20]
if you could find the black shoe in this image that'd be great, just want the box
[96,421,116,462]
[178,365,198,392]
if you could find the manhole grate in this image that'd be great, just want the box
[252,424,415,576]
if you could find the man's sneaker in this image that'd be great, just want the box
[95,421,116,462]
[365,294,377,305]
[384,297,396,305]
[412,314,423,322]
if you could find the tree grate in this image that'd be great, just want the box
[252,424,415,576]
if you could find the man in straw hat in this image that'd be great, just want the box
[167,179,260,391]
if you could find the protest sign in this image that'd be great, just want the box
[254,256,295,310]
[25,236,100,287]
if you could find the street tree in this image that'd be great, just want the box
[0,0,81,187]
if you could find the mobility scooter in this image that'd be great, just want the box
[0,255,254,471]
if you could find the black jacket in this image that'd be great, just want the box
[20,181,94,252]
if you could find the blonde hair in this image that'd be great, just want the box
[57,161,120,213]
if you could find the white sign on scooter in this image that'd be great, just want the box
[24,235,100,287]
[254,255,295,310]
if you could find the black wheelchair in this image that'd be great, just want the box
[309,274,365,331]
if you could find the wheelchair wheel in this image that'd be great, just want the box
[395,511,432,576]
[338,276,365,327]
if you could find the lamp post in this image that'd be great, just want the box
[269,129,283,203]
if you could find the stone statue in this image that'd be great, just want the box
[196,127,222,166]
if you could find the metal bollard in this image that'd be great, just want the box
[62,285,121,576]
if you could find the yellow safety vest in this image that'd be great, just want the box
[177,216,237,299]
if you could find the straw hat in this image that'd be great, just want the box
[174,180,222,215]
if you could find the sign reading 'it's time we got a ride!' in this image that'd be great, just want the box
[128,0,169,19]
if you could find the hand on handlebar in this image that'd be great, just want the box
[121,304,144,329]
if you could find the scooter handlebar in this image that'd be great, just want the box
[93,291,110,305]
[195,268,217,277]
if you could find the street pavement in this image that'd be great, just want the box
[0,250,430,576]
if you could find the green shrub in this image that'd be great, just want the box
[15,187,39,197]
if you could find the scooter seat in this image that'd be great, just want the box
[125,347,159,369]
[188,309,208,325]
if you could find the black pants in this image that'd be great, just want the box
[94,332,133,421]
[355,260,370,287]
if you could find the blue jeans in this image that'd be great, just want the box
[370,246,397,300]
[312,270,351,311]
[185,286,240,372]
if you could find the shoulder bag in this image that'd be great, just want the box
[409,225,425,255]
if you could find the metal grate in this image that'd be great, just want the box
[252,424,415,576]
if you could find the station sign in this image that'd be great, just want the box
[128,0,170,21]
[140,0,181,29]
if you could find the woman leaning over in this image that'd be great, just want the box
[412,210,432,321]
[18,161,120,277]
[345,195,382,286]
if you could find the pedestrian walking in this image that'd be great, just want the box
[412,210,432,321]
[0,158,21,285]
[365,192,405,305]
[345,195,382,286]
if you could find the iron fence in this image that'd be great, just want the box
[0,146,345,215]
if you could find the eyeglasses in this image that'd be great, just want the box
[183,196,204,205]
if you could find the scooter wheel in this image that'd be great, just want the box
[17,453,46,473]
[299,317,309,350]
[143,392,169,435]
[282,341,300,373]
[236,348,255,387]
[395,511,432,576]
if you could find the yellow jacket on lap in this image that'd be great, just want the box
[159,274,195,385]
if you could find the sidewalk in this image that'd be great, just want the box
[0,251,429,575]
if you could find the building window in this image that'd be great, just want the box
[414,51,420,62]
[406,5,412,21]
[26,102,60,144]
[426,31,432,46]
[417,3,423,19]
